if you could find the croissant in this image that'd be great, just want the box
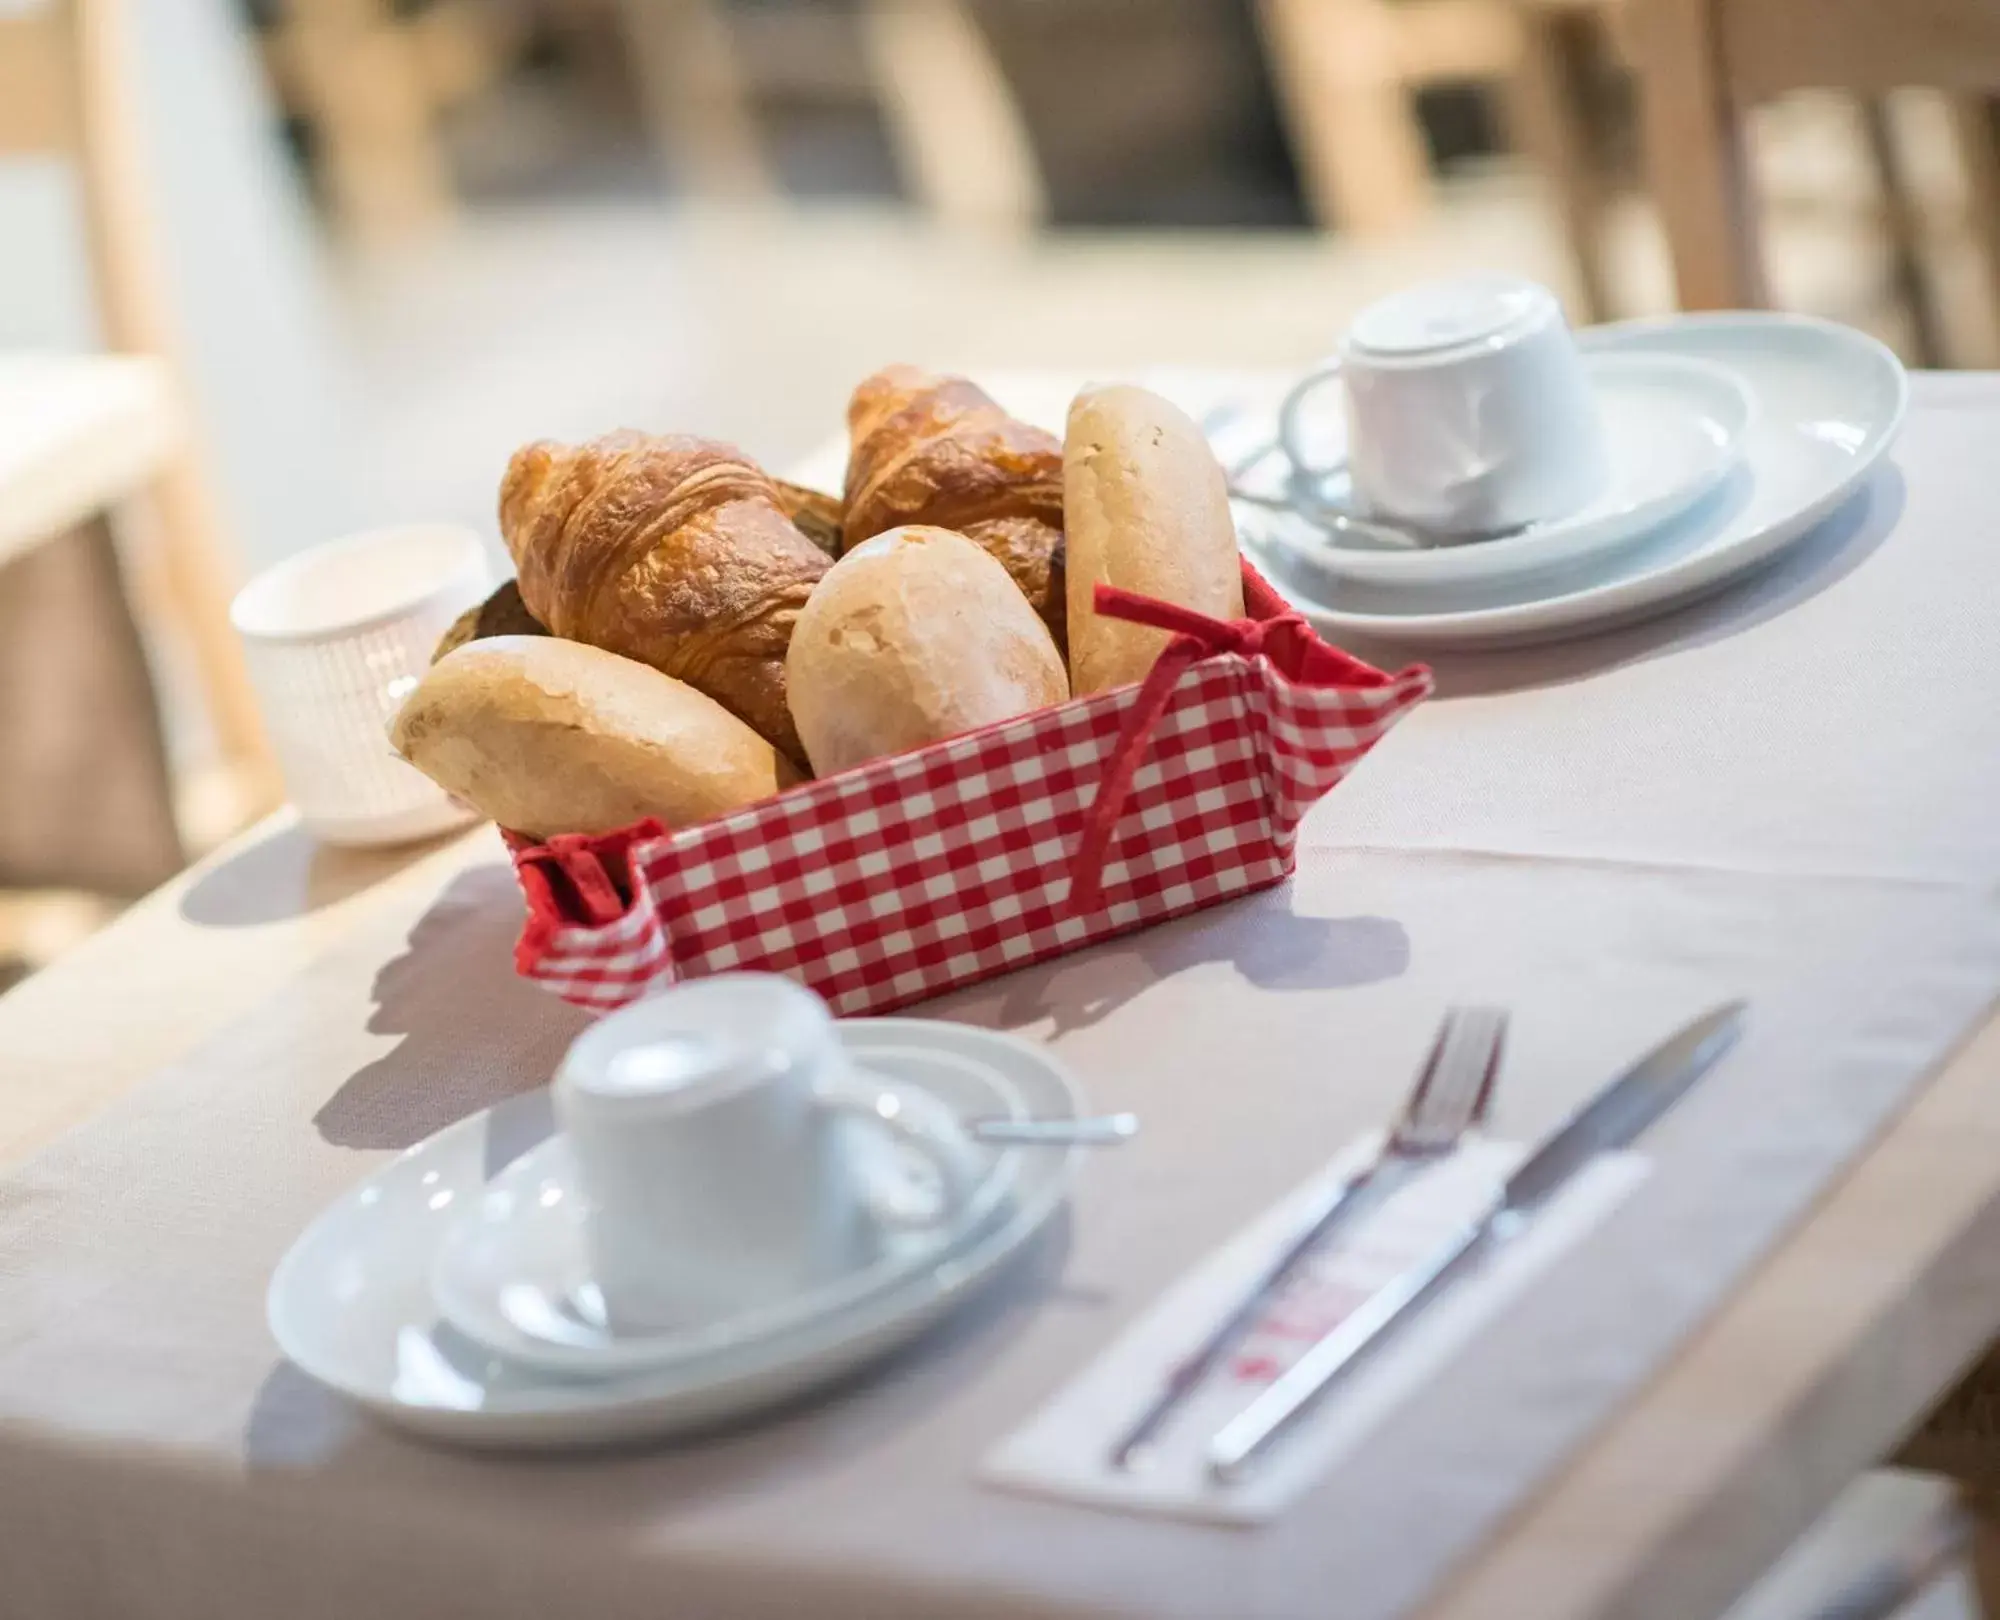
[500,432,829,766]
[842,365,1067,648]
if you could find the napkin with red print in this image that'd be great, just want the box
[983,1135,1649,1527]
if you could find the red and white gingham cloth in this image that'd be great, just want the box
[510,565,1430,1016]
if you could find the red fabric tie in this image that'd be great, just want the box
[1066,585,1343,912]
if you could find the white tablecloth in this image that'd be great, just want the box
[3,375,2000,1620]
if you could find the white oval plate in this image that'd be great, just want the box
[429,1044,1031,1378]
[267,1019,1082,1450]
[1248,313,1908,651]
[1267,353,1755,589]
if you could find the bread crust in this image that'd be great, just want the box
[1063,385,1244,694]
[391,635,798,838]
[786,526,1068,776]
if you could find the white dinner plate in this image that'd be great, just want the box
[267,1019,1082,1450]
[430,1045,1033,1377]
[1246,313,1908,651]
[1263,353,1755,589]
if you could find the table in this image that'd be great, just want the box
[5,371,2000,1620]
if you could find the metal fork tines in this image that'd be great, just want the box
[1105,1006,1507,1471]
[1395,1008,1507,1156]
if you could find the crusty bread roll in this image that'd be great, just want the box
[391,635,799,839]
[1063,384,1244,695]
[785,526,1068,776]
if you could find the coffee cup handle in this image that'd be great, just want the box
[818,1074,981,1230]
[1277,361,1351,481]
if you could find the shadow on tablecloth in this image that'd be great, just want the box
[947,885,1410,1037]
[180,820,466,929]
[313,864,592,1151]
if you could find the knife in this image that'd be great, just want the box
[1206,1001,1747,1483]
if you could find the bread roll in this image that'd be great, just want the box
[1063,385,1244,695]
[785,526,1068,776]
[391,636,799,839]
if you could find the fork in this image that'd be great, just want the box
[1106,1006,1507,1471]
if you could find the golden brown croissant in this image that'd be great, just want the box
[500,432,829,766]
[842,365,1067,648]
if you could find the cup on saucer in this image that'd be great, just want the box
[554,974,983,1332]
[1279,275,1609,541]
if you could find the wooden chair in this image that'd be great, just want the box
[256,0,520,241]
[1253,0,1630,321]
[1255,0,1526,236]
[1501,0,1630,322]
[857,0,1045,232]
[1631,0,2000,360]
[612,0,1045,232]
[0,0,279,881]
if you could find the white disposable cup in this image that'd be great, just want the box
[230,524,490,847]
[1279,276,1609,538]
[555,974,981,1332]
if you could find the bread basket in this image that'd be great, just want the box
[506,562,1428,1016]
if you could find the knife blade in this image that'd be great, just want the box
[1206,1001,1747,1483]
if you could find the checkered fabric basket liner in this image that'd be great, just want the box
[510,565,1430,1016]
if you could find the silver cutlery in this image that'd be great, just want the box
[1106,1006,1507,1471]
[1208,1000,1748,1483]
[968,1113,1138,1147]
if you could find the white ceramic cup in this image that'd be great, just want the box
[230,525,490,847]
[554,974,983,1331]
[1278,276,1609,538]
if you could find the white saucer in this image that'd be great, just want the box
[430,1045,1032,1377]
[1247,313,1907,651]
[267,1019,1082,1450]
[1264,353,1754,589]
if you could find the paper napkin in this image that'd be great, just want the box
[983,1134,1649,1527]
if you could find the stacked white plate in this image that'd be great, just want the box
[267,1020,1082,1450]
[1236,313,1908,651]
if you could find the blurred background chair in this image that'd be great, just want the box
[620,0,1045,231]
[1254,0,1628,318]
[1632,0,2000,365]
[1255,0,1521,235]
[1500,0,1630,321]
[253,0,1046,237]
[0,0,284,984]
[253,0,522,241]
